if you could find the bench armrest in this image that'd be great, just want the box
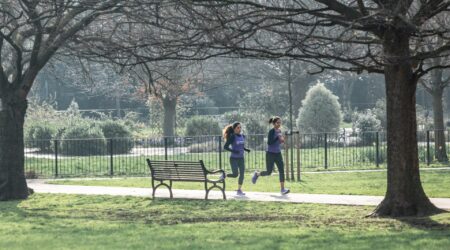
[206,169,225,175]
[205,169,225,183]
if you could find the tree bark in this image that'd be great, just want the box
[431,90,448,163]
[373,31,443,216]
[428,68,449,163]
[162,96,177,138]
[0,96,29,201]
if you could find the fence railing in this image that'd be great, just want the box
[23,130,450,179]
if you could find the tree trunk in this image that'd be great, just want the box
[373,31,442,217]
[292,75,314,117]
[0,97,29,201]
[162,96,177,138]
[431,91,448,163]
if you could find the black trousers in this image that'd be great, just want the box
[227,158,245,185]
[260,152,285,182]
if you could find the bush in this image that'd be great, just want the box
[418,145,435,163]
[242,115,266,135]
[25,123,54,152]
[25,170,39,179]
[297,83,342,133]
[353,110,381,145]
[185,116,221,136]
[187,141,219,153]
[359,149,386,164]
[100,120,134,154]
[60,125,107,156]
[342,109,353,123]
[373,98,386,129]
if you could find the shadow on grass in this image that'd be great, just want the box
[396,212,450,230]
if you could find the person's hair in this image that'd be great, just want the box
[269,116,281,125]
[222,122,240,140]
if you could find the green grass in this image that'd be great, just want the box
[340,122,353,128]
[25,146,450,178]
[49,170,450,198]
[0,193,449,249]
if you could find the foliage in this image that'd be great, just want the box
[297,83,342,133]
[25,123,55,152]
[187,141,219,153]
[99,120,133,154]
[353,110,381,145]
[359,149,387,164]
[60,125,107,156]
[185,116,221,136]
[372,98,387,129]
[238,85,289,118]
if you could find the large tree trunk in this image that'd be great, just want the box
[431,91,448,163]
[373,31,442,217]
[429,69,449,163]
[162,96,177,138]
[0,97,29,201]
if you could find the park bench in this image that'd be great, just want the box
[146,159,226,200]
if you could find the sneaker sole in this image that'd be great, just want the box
[281,190,290,195]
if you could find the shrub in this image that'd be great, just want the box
[25,123,54,152]
[24,170,39,179]
[373,98,386,129]
[359,149,386,164]
[242,115,266,135]
[297,83,342,133]
[187,141,219,153]
[60,125,107,156]
[353,110,381,145]
[100,120,134,154]
[418,145,435,163]
[185,116,221,136]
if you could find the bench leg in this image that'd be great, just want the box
[205,182,226,200]
[153,181,173,199]
[152,179,155,199]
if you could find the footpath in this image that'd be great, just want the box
[27,179,450,210]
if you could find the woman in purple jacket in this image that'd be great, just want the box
[223,122,251,196]
[252,116,290,195]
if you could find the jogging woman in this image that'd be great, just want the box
[251,116,290,195]
[223,122,250,196]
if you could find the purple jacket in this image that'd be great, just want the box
[224,134,246,158]
[267,128,282,153]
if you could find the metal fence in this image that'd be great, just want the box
[24,130,450,179]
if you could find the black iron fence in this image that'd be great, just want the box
[24,130,450,179]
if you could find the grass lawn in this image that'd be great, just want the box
[49,170,450,198]
[0,194,449,250]
[25,146,450,178]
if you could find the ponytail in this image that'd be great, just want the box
[269,116,281,125]
[222,122,241,141]
[222,125,234,141]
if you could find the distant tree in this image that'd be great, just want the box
[297,83,342,133]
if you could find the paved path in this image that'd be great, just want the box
[27,180,450,210]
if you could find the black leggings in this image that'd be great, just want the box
[227,158,245,185]
[260,152,285,182]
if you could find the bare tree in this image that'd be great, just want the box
[0,0,133,200]
[131,0,450,216]
[130,60,204,137]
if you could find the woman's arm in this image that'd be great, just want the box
[267,129,279,145]
[224,134,238,153]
